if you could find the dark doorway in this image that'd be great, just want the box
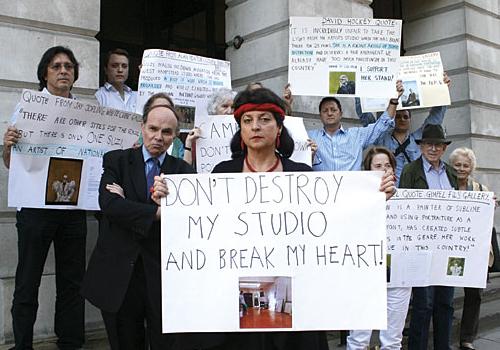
[97,0,226,89]
[371,0,405,55]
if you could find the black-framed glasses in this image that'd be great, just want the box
[49,63,75,71]
[421,142,445,150]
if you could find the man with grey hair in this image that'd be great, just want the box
[399,124,457,350]
[337,74,355,94]
[82,102,194,349]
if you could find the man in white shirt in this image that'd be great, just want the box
[95,48,137,112]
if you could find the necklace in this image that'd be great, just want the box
[245,155,280,172]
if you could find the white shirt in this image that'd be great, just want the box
[95,82,137,112]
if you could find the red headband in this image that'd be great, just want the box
[233,103,285,120]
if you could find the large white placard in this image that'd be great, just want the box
[386,189,495,288]
[288,17,402,98]
[137,49,231,129]
[361,52,451,112]
[195,115,312,174]
[8,90,141,210]
[161,171,387,332]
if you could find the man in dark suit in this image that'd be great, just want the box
[399,124,457,350]
[81,103,193,350]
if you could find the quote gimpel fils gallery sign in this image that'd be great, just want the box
[160,171,388,332]
[386,189,495,288]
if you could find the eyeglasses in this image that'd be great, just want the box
[421,142,445,150]
[49,63,75,71]
[395,114,410,120]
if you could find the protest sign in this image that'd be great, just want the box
[361,52,451,112]
[8,90,141,210]
[386,189,494,288]
[161,171,387,332]
[288,17,402,98]
[195,115,312,174]
[137,49,231,130]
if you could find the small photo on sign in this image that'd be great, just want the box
[175,105,195,130]
[45,157,83,206]
[329,71,356,95]
[401,80,421,107]
[447,257,465,277]
[239,276,292,329]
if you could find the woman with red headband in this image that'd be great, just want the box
[212,87,328,350]
[211,87,302,174]
[151,87,396,350]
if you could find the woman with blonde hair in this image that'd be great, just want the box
[449,147,495,350]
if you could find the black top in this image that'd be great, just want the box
[194,156,329,350]
[212,156,312,173]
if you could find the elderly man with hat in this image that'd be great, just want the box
[399,124,457,350]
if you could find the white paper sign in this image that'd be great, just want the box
[288,17,402,98]
[137,49,231,129]
[361,52,451,112]
[161,171,387,332]
[195,115,312,173]
[8,90,141,210]
[386,189,494,288]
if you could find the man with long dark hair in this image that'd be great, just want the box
[2,46,86,350]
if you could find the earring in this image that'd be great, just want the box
[276,133,281,148]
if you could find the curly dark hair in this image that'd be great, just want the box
[230,87,294,158]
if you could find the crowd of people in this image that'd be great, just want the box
[1,45,496,350]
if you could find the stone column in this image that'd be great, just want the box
[402,0,500,226]
[0,0,102,344]
[225,0,374,128]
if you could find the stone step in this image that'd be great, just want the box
[0,329,109,350]
[3,275,500,349]
[326,273,500,349]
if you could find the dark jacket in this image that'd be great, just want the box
[81,147,194,312]
[399,156,458,189]
[205,157,329,350]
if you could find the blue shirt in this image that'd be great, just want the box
[374,106,447,182]
[95,82,137,113]
[142,145,167,176]
[308,111,395,171]
[422,157,453,190]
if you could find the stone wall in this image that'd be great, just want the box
[0,1,102,344]
[402,0,500,227]
[225,0,374,128]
